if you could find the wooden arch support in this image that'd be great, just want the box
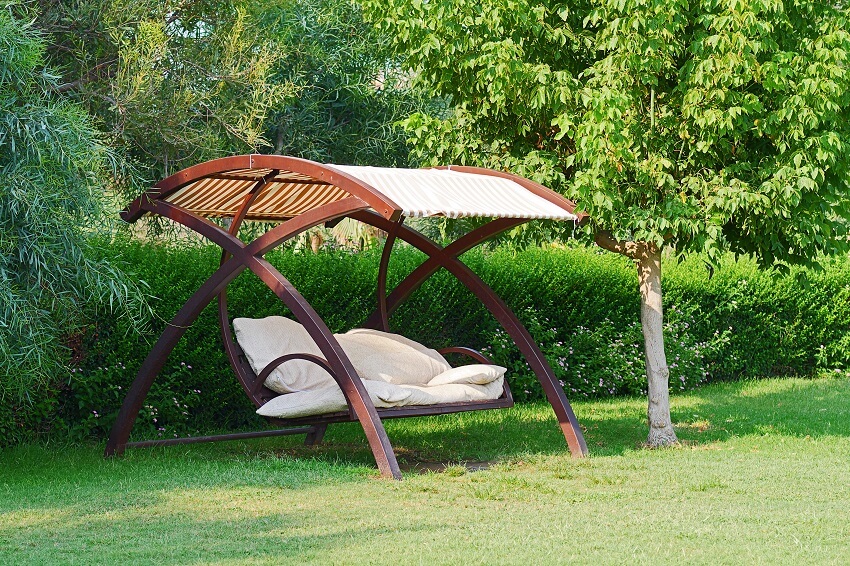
[105,197,404,479]
[352,211,588,457]
[107,154,588,479]
[121,154,404,223]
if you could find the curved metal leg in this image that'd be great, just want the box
[351,211,588,457]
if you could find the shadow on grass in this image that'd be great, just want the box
[5,377,845,487]
[0,504,434,564]
[262,376,850,465]
[569,375,850,456]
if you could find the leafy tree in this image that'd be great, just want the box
[31,0,426,242]
[0,5,145,435]
[24,0,290,190]
[249,0,433,249]
[364,0,850,445]
[254,0,430,167]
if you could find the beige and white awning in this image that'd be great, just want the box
[125,155,579,223]
[329,165,578,221]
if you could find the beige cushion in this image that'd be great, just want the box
[256,379,436,418]
[344,328,439,353]
[256,376,505,419]
[336,329,450,386]
[427,364,506,386]
[406,378,505,404]
[256,387,348,418]
[234,317,451,391]
[233,316,336,393]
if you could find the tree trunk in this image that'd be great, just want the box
[309,231,324,254]
[594,231,678,447]
[636,245,678,447]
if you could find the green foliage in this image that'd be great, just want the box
[25,238,850,443]
[0,6,146,442]
[23,0,290,189]
[485,306,729,401]
[65,361,203,441]
[253,0,431,166]
[364,0,850,268]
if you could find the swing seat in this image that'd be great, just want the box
[233,316,510,419]
[105,154,590,479]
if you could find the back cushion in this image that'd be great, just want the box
[234,317,452,391]
[336,329,450,386]
[233,316,336,393]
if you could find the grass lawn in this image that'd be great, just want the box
[2,376,849,565]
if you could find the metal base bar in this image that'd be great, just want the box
[124,426,315,449]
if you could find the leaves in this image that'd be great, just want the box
[0,7,148,405]
[27,0,289,192]
[252,0,429,166]
[365,0,850,268]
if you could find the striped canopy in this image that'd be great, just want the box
[330,165,577,221]
[123,155,579,223]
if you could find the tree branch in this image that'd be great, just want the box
[53,59,118,93]
[594,230,647,260]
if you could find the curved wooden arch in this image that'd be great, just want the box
[350,211,588,457]
[108,155,588,479]
[106,197,403,479]
[363,217,527,328]
[121,154,404,223]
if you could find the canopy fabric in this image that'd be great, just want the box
[163,168,350,221]
[330,165,578,221]
[150,157,579,222]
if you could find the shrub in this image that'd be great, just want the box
[12,236,850,444]
[0,9,147,444]
[485,305,731,402]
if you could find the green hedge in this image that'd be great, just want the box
[7,236,850,444]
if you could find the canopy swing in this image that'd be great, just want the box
[105,154,589,479]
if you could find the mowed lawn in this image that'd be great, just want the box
[2,376,849,565]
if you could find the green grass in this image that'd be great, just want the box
[2,376,849,565]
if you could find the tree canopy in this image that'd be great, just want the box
[253,0,429,167]
[0,7,144,404]
[366,0,850,266]
[25,0,289,190]
[364,0,850,445]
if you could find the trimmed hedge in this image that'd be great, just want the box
[6,236,850,444]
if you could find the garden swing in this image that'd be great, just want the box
[105,154,589,479]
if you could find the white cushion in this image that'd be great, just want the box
[336,329,450,386]
[406,379,505,403]
[234,317,451,391]
[256,379,435,418]
[256,376,505,418]
[427,364,506,386]
[344,328,438,353]
[233,316,336,393]
[256,386,348,418]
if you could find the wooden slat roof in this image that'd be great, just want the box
[123,155,580,223]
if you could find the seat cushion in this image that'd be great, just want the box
[256,376,505,419]
[336,329,451,386]
[427,364,506,386]
[233,316,336,394]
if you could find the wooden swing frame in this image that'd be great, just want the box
[105,154,588,479]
